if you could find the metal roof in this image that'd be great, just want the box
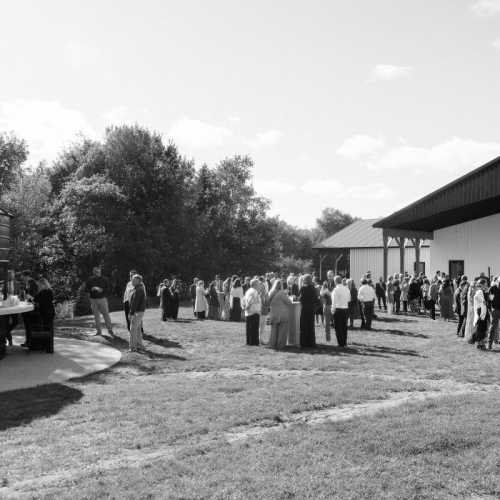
[374,155,500,231]
[314,219,428,249]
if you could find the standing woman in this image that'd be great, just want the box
[438,279,454,321]
[299,274,318,348]
[160,279,172,321]
[169,279,180,320]
[320,281,332,342]
[473,279,490,349]
[464,280,477,343]
[401,277,410,314]
[221,276,231,321]
[347,279,358,328]
[206,281,220,320]
[386,276,395,314]
[194,280,207,320]
[314,278,324,327]
[230,278,244,322]
[268,279,292,349]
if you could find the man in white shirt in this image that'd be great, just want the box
[331,275,350,347]
[358,278,377,330]
[242,279,262,346]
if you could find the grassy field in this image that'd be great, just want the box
[1,305,500,499]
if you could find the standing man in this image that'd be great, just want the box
[128,274,146,352]
[427,278,439,320]
[85,266,114,336]
[457,277,469,337]
[123,269,137,331]
[358,278,376,330]
[326,270,335,291]
[487,276,500,350]
[242,278,261,346]
[331,275,350,347]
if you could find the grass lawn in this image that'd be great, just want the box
[1,305,499,499]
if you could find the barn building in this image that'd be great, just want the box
[314,219,430,281]
[373,155,500,280]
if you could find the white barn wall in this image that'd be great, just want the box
[350,246,430,281]
[430,212,500,278]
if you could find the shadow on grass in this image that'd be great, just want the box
[282,342,422,358]
[143,334,183,349]
[374,316,417,324]
[0,383,83,431]
[372,328,430,339]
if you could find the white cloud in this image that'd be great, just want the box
[470,0,500,16]
[337,134,500,174]
[369,64,413,82]
[0,99,96,166]
[253,179,296,196]
[168,118,233,149]
[101,106,135,125]
[336,134,385,160]
[227,115,241,123]
[301,179,343,195]
[493,38,500,50]
[64,42,100,70]
[246,129,283,148]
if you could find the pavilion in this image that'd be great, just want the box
[373,155,500,280]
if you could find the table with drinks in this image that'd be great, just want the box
[0,296,34,359]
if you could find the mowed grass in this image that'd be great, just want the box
[1,305,500,499]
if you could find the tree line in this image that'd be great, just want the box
[0,126,356,299]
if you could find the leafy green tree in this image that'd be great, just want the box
[316,207,358,239]
[0,133,28,197]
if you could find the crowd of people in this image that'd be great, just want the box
[3,265,498,356]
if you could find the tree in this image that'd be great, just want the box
[0,133,28,196]
[316,207,358,238]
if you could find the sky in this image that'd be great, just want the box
[1,0,500,227]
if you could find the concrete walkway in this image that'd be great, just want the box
[0,335,121,393]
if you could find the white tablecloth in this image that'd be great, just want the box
[0,302,34,316]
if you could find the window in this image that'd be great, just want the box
[449,260,464,279]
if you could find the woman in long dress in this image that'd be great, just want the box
[206,282,220,320]
[464,281,477,343]
[299,274,318,348]
[268,279,292,349]
[347,279,359,328]
[229,278,244,321]
[438,279,454,320]
[221,277,231,320]
[169,279,180,320]
[194,280,207,320]
[386,276,395,314]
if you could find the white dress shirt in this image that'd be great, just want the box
[332,284,350,310]
[358,284,376,303]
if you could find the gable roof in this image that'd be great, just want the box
[314,219,428,249]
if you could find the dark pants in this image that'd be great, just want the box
[394,292,401,314]
[361,302,374,330]
[124,301,144,333]
[457,313,467,337]
[377,295,387,310]
[196,311,206,320]
[3,314,19,345]
[488,309,500,346]
[246,313,260,345]
[428,299,436,320]
[333,309,348,347]
[403,300,408,313]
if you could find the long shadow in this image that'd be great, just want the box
[371,328,430,339]
[143,334,183,349]
[0,383,83,431]
[282,342,422,358]
[374,316,416,324]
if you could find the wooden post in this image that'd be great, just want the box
[413,238,421,274]
[397,237,405,274]
[383,231,389,281]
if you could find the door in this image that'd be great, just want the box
[414,261,425,275]
[449,260,464,280]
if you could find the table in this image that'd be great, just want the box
[287,302,301,346]
[0,302,35,359]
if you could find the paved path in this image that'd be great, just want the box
[0,335,121,393]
